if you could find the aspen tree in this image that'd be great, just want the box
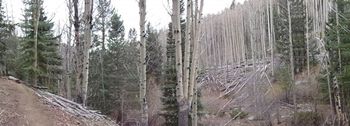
[287,0,297,123]
[269,0,275,76]
[189,0,204,125]
[138,0,148,125]
[172,0,187,125]
[82,0,93,106]
[306,0,310,77]
[336,0,341,70]
[183,0,192,99]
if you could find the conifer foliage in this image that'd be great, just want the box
[0,0,16,75]
[325,0,350,119]
[20,0,61,90]
[275,0,311,74]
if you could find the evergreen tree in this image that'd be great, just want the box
[324,0,350,117]
[88,12,139,122]
[91,0,115,110]
[0,0,6,70]
[0,0,18,76]
[275,0,310,74]
[20,0,61,91]
[161,22,179,126]
[146,23,162,77]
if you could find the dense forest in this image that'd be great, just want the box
[1,0,350,126]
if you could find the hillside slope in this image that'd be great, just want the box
[0,77,117,126]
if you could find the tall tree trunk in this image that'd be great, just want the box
[73,0,83,104]
[270,0,275,77]
[138,0,148,125]
[183,0,192,99]
[82,0,93,106]
[335,0,341,70]
[33,0,40,86]
[172,0,187,125]
[287,0,297,124]
[306,0,310,79]
[189,1,203,125]
[138,0,149,125]
[66,0,73,100]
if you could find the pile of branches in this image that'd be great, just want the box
[35,90,118,126]
[199,61,272,98]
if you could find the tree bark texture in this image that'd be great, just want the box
[139,0,148,125]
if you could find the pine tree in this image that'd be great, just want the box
[20,0,62,90]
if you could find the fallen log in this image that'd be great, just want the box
[35,90,118,126]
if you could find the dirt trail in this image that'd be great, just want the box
[0,78,77,126]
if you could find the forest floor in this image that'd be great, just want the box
[0,77,93,126]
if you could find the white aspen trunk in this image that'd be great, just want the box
[33,0,40,86]
[266,0,271,66]
[191,84,198,126]
[335,1,341,70]
[172,0,183,101]
[306,0,310,78]
[189,0,203,125]
[172,0,187,125]
[82,0,93,106]
[269,0,275,76]
[183,0,192,99]
[138,0,148,125]
[261,4,267,66]
[287,0,297,123]
[326,65,334,113]
[189,0,203,105]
